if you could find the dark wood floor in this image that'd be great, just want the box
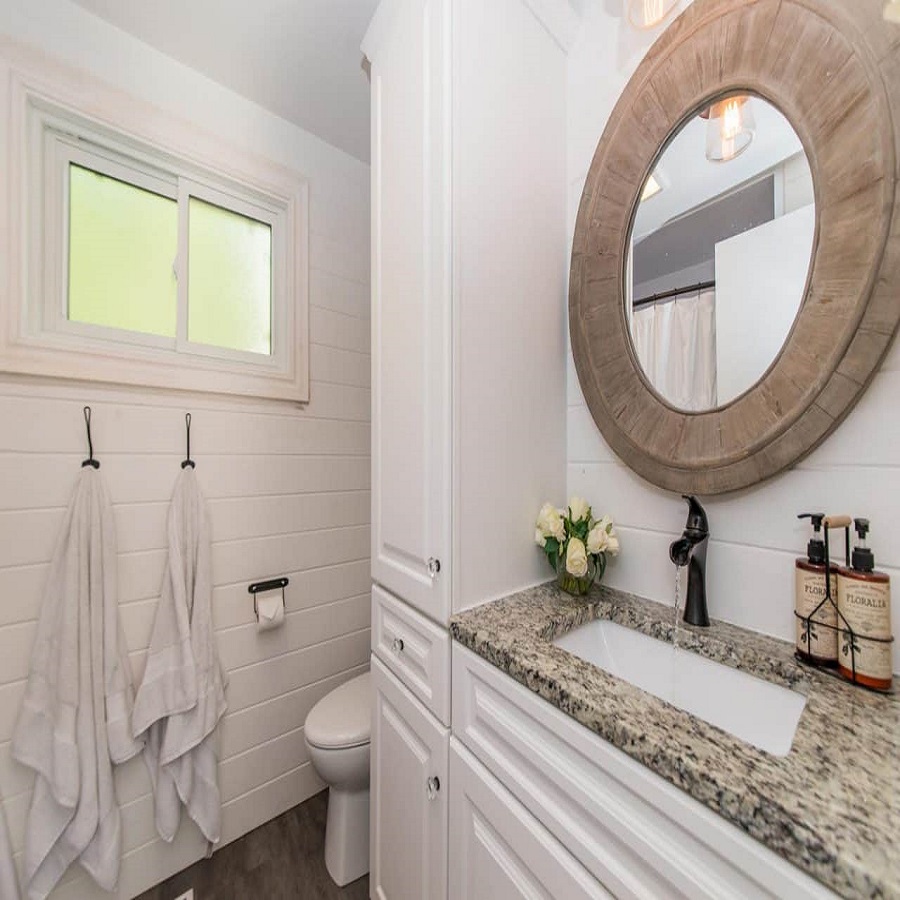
[136,790,369,900]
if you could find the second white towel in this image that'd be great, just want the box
[132,467,227,845]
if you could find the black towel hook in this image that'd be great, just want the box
[81,406,99,469]
[181,412,195,469]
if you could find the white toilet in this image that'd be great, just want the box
[304,670,371,886]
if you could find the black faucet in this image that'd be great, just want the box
[669,495,710,627]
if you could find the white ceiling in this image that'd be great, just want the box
[634,98,806,241]
[72,0,380,162]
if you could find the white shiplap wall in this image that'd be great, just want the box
[566,1,900,674]
[0,2,371,897]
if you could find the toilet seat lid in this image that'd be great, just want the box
[305,671,371,749]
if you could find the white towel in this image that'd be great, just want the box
[0,798,21,900]
[12,468,142,900]
[132,467,227,845]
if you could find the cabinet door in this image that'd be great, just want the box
[449,739,612,900]
[371,656,449,900]
[369,0,452,623]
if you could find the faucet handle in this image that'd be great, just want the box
[681,495,709,535]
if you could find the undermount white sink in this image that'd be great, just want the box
[554,619,806,757]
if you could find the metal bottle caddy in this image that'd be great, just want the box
[794,517,894,691]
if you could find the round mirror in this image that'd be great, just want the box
[569,0,899,495]
[627,94,815,412]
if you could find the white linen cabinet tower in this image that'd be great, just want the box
[363,0,570,897]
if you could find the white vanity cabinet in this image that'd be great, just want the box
[452,644,839,900]
[365,0,569,895]
[450,740,613,900]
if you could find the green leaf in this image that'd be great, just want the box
[543,537,559,573]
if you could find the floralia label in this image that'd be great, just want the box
[795,570,838,660]
[837,576,893,683]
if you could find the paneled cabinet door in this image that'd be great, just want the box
[369,0,451,623]
[371,656,449,900]
[449,739,613,900]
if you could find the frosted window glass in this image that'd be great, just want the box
[68,164,177,337]
[187,197,272,355]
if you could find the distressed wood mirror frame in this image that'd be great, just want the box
[569,0,900,495]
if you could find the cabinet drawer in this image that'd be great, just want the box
[452,644,837,900]
[450,739,612,900]
[372,583,451,725]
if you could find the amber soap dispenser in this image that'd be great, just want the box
[837,519,893,691]
[795,513,838,665]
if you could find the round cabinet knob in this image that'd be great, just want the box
[426,776,441,801]
[427,557,441,578]
[391,637,404,654]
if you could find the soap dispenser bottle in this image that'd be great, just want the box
[837,519,893,691]
[795,513,838,666]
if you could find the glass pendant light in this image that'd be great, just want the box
[886,1,900,24]
[703,96,755,163]
[627,0,679,30]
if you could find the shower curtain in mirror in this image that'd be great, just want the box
[632,288,717,411]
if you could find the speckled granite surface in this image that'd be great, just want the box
[450,582,900,900]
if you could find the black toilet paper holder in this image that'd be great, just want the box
[248,577,289,617]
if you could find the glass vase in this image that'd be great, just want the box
[556,552,606,596]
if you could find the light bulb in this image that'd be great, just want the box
[627,0,679,30]
[705,96,755,163]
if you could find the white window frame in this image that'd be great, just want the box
[2,51,309,402]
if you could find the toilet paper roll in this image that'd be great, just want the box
[256,591,285,631]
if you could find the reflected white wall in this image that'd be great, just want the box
[714,204,816,405]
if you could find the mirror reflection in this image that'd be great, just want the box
[627,94,815,412]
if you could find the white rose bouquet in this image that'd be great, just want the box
[535,497,619,595]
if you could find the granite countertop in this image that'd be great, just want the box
[449,582,900,900]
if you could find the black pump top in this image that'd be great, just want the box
[798,512,826,565]
[852,518,875,572]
